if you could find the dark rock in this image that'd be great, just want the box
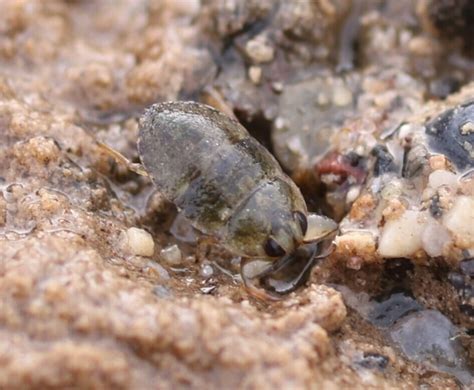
[425,101,474,171]
[368,291,423,328]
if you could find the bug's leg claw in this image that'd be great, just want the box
[314,241,336,259]
[240,261,282,301]
[242,276,282,302]
[196,236,218,263]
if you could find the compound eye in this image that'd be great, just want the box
[264,237,286,257]
[293,211,308,236]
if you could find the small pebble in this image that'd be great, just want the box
[153,285,171,298]
[429,155,448,170]
[123,227,154,257]
[272,82,283,93]
[421,222,452,257]
[378,210,424,258]
[200,285,216,295]
[274,117,286,130]
[145,261,170,280]
[245,35,274,64]
[346,186,361,204]
[332,85,352,106]
[248,66,262,84]
[408,36,437,56]
[428,170,457,189]
[159,244,183,266]
[460,121,474,135]
[463,140,474,158]
[201,263,214,278]
[347,256,363,270]
[443,196,474,247]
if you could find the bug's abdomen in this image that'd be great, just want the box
[175,140,280,233]
[138,104,240,200]
[138,102,283,234]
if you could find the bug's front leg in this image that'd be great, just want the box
[240,258,284,301]
[195,235,220,263]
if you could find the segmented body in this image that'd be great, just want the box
[138,101,307,258]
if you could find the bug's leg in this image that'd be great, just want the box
[263,244,318,295]
[246,253,294,280]
[261,239,336,296]
[303,214,338,243]
[195,235,219,263]
[243,281,282,302]
[242,275,283,302]
[240,258,283,302]
[201,87,237,120]
[96,140,149,177]
[314,239,336,259]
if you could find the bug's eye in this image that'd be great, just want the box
[264,237,286,257]
[293,211,307,235]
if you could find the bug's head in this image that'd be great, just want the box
[262,210,308,258]
[230,179,338,300]
[240,211,338,300]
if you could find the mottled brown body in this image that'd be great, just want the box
[138,101,307,258]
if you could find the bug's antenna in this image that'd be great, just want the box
[96,140,149,177]
[76,121,149,177]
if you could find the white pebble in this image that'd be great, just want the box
[245,35,274,64]
[398,123,416,140]
[443,196,474,248]
[248,66,262,84]
[460,121,474,135]
[274,117,286,130]
[463,141,474,158]
[272,82,283,93]
[160,244,183,266]
[146,261,170,280]
[428,170,457,189]
[378,210,425,258]
[201,263,214,278]
[123,227,154,257]
[422,222,452,257]
[332,85,352,106]
[346,186,361,204]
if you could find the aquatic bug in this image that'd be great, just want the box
[105,101,337,298]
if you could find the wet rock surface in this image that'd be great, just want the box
[0,0,473,389]
[390,310,472,386]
